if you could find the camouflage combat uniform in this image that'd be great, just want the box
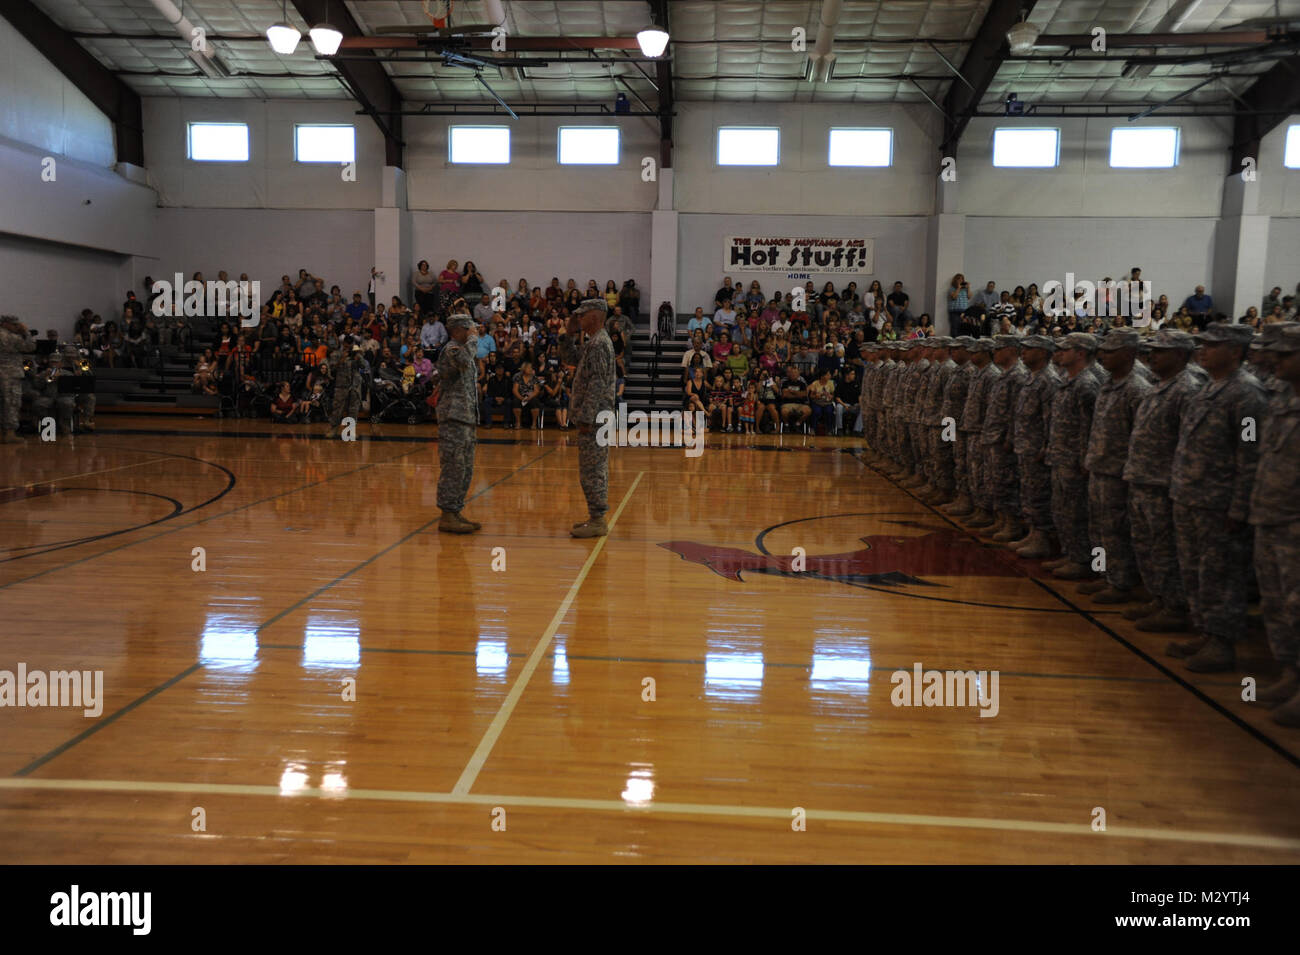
[435,336,479,513]
[1013,360,1061,531]
[925,353,958,493]
[938,357,973,497]
[1171,365,1267,644]
[0,325,35,431]
[1250,374,1300,666]
[571,327,616,519]
[961,357,1001,515]
[330,349,364,427]
[1046,366,1099,566]
[981,356,1027,520]
[1123,365,1202,613]
[1083,362,1150,590]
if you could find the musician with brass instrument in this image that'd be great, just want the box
[0,315,35,444]
[22,355,55,433]
[58,345,96,434]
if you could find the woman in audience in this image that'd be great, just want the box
[545,278,563,305]
[684,367,708,418]
[529,286,546,314]
[193,348,218,393]
[271,381,297,423]
[610,325,626,377]
[604,280,620,310]
[461,261,485,296]
[412,261,438,316]
[439,260,462,297]
[564,286,583,310]
[1239,305,1260,326]
[745,281,765,311]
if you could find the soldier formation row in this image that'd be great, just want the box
[857,322,1300,726]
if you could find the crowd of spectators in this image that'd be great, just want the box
[676,271,1300,435]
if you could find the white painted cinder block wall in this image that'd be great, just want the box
[4,9,1300,337]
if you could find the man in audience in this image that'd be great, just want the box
[474,294,495,324]
[975,280,1000,313]
[886,281,911,325]
[1183,285,1214,329]
[778,363,811,431]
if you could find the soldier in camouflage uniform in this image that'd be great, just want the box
[933,337,973,511]
[1080,328,1150,602]
[22,358,53,434]
[897,343,928,486]
[435,315,482,534]
[326,340,364,437]
[881,344,908,475]
[0,316,35,443]
[1043,333,1101,580]
[918,338,958,505]
[1166,322,1268,672]
[1122,329,1202,630]
[959,340,1001,528]
[860,345,885,465]
[979,335,1028,542]
[569,299,617,538]
[1011,335,1061,559]
[1250,325,1300,725]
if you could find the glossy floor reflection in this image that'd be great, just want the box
[0,418,1297,863]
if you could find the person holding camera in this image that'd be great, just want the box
[0,316,35,443]
[948,273,970,334]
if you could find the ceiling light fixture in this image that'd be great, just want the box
[1006,13,1039,55]
[637,24,670,58]
[266,0,301,55]
[310,0,344,56]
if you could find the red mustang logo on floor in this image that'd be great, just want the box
[659,530,1020,588]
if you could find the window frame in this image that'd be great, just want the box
[716,126,781,167]
[557,126,622,165]
[1108,126,1180,169]
[448,125,512,165]
[293,123,357,164]
[991,126,1061,169]
[186,122,251,163]
[827,127,894,168]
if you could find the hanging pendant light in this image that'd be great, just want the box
[266,0,301,55]
[310,0,344,56]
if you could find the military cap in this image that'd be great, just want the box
[573,298,609,317]
[926,336,952,347]
[1019,334,1056,351]
[1145,328,1196,350]
[1060,332,1098,352]
[967,338,996,353]
[1257,321,1299,346]
[1098,328,1142,351]
[952,336,977,349]
[1193,321,1254,345]
[992,334,1020,350]
[446,314,476,331]
[1263,324,1300,353]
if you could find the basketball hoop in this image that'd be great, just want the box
[424,0,451,29]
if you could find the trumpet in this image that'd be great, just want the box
[22,358,33,373]
[77,358,92,373]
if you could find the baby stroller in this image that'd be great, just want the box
[373,376,433,424]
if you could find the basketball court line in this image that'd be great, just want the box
[452,470,647,796]
[9,448,557,776]
[0,454,175,492]
[1,776,1296,853]
[0,444,428,591]
[849,449,1300,771]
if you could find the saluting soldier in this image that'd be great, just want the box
[1122,329,1202,631]
[1249,324,1300,725]
[979,335,1028,543]
[959,340,1002,528]
[1167,322,1268,672]
[569,299,617,538]
[435,314,482,534]
[1010,335,1061,559]
[1043,333,1102,580]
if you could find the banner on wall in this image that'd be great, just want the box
[724,236,874,275]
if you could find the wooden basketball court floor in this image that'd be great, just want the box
[1,416,1297,864]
